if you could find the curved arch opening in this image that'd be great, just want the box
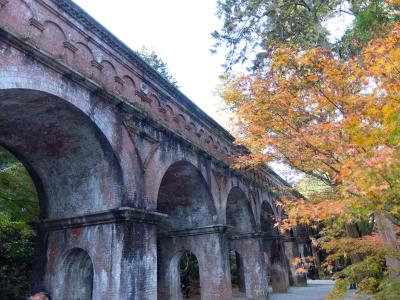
[229,250,246,297]
[63,248,94,300]
[157,160,216,231]
[0,89,124,219]
[168,251,200,300]
[0,145,39,298]
[226,187,255,235]
[261,201,278,236]
[0,88,125,297]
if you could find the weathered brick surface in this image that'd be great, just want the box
[0,1,309,299]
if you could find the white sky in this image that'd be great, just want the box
[73,0,226,125]
[72,0,354,183]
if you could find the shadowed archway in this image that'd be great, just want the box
[157,160,216,231]
[0,88,125,290]
[226,187,255,234]
[0,89,124,220]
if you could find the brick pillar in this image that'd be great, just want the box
[158,225,233,300]
[264,238,290,293]
[34,207,165,300]
[283,239,307,287]
[230,234,268,299]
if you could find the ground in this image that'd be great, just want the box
[186,280,358,299]
[268,280,358,300]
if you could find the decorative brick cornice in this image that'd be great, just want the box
[63,40,77,53]
[32,207,167,231]
[48,0,235,145]
[29,18,45,31]
[114,76,124,85]
[90,59,103,70]
[135,90,151,104]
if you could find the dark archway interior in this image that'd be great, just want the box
[229,250,245,294]
[260,201,278,236]
[64,248,93,300]
[0,89,123,219]
[157,161,216,231]
[226,187,255,234]
[179,252,200,299]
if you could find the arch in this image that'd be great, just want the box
[62,248,94,300]
[100,60,117,90]
[157,160,216,231]
[197,128,205,139]
[40,20,67,57]
[122,75,136,101]
[206,135,214,146]
[165,104,174,120]
[0,88,125,219]
[260,200,278,234]
[150,93,161,107]
[167,250,200,300]
[189,122,197,133]
[177,114,186,128]
[74,42,94,76]
[226,187,256,234]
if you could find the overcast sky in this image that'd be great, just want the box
[72,0,354,182]
[73,0,227,125]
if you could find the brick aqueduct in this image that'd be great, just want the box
[0,0,315,299]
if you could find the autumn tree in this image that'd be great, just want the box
[213,0,399,68]
[221,14,400,296]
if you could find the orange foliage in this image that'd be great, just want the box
[223,21,400,226]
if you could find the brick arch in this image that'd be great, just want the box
[40,20,67,57]
[149,93,161,107]
[226,186,256,234]
[156,160,216,231]
[0,88,125,219]
[159,249,201,300]
[121,75,136,101]
[205,135,214,148]
[164,104,174,121]
[260,200,279,234]
[197,128,205,139]
[188,121,197,134]
[175,113,186,128]
[100,59,118,90]
[74,42,95,76]
[0,67,139,213]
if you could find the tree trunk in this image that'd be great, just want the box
[375,211,400,278]
[345,223,363,263]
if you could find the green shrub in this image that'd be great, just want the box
[0,212,36,299]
